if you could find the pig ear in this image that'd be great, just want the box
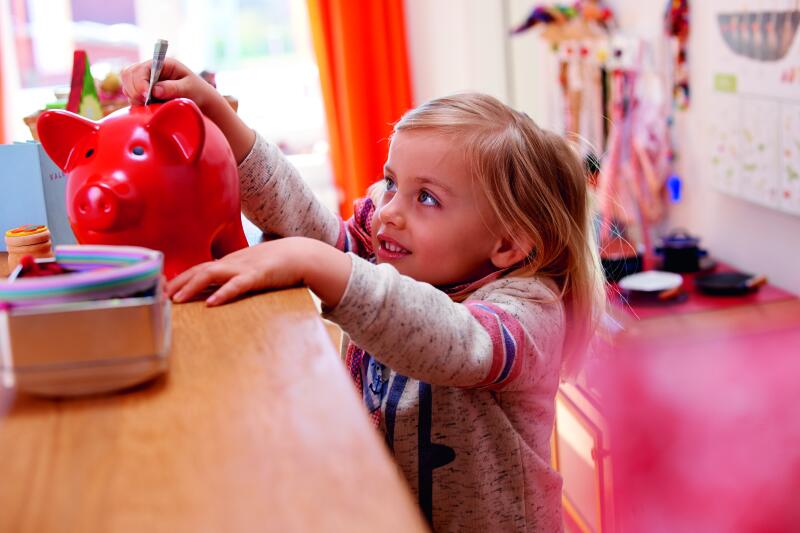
[147,99,206,164]
[36,110,99,172]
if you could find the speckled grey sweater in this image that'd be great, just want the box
[238,134,566,532]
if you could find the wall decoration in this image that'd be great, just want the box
[707,94,740,196]
[708,1,800,216]
[781,102,800,213]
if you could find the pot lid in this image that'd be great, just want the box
[661,230,700,248]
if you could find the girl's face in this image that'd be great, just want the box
[371,130,501,286]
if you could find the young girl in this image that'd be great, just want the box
[122,59,606,532]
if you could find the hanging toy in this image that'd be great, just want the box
[576,0,614,28]
[512,0,614,155]
[510,6,558,35]
[664,0,690,110]
[510,1,613,37]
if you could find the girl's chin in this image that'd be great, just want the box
[375,246,411,263]
[376,257,413,275]
[376,257,407,268]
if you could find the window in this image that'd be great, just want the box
[3,0,335,214]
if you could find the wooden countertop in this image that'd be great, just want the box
[0,253,427,532]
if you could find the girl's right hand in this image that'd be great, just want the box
[167,237,352,308]
[120,57,256,162]
[120,57,221,115]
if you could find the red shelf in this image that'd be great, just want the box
[610,262,795,320]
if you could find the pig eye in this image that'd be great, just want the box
[131,146,145,156]
[85,148,94,158]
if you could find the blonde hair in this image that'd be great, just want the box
[394,93,607,378]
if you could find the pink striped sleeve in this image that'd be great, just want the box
[333,219,350,252]
[464,301,527,390]
[334,197,375,258]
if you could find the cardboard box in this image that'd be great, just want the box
[0,142,76,251]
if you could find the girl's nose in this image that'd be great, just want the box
[377,194,405,228]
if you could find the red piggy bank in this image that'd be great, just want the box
[36,99,248,279]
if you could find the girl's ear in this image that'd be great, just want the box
[489,235,533,269]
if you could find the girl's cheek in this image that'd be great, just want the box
[369,211,382,249]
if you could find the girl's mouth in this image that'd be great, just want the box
[377,236,411,260]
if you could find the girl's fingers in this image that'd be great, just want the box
[166,241,283,305]
[120,60,152,104]
[171,265,233,302]
[121,58,190,104]
[120,65,137,104]
[133,62,153,101]
[206,275,256,306]
[152,79,190,100]
[156,58,191,81]
[166,262,207,297]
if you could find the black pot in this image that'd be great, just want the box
[656,231,707,273]
[601,254,643,282]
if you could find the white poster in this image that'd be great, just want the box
[780,102,800,213]
[708,1,800,216]
[708,93,740,195]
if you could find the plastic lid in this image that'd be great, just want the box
[6,224,49,238]
[661,230,700,248]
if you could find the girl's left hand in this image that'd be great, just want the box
[167,237,351,307]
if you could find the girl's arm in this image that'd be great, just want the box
[236,135,344,250]
[166,240,563,391]
[323,256,566,391]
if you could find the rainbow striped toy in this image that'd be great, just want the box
[1,245,163,309]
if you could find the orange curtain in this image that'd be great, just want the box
[307,0,413,217]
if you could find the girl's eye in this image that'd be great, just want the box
[384,176,396,192]
[85,148,94,158]
[418,190,439,207]
[131,146,145,156]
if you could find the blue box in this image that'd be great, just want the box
[0,141,76,251]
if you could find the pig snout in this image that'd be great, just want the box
[72,182,140,231]
[73,183,120,230]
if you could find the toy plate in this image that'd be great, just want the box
[618,270,683,293]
